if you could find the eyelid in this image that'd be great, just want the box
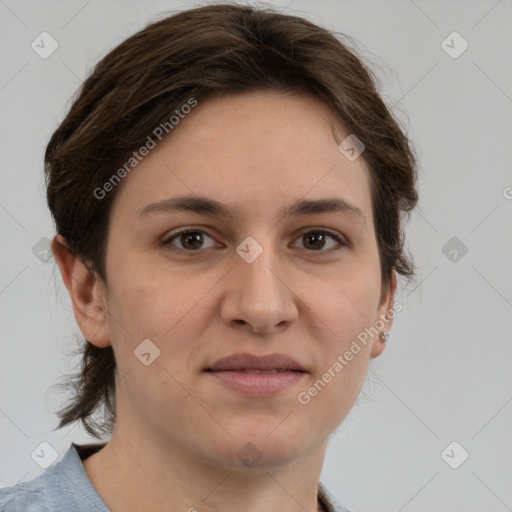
[294,226,348,244]
[161,226,218,246]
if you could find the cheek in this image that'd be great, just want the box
[106,260,190,334]
[103,270,204,426]
[104,263,214,375]
[295,269,379,399]
[299,265,381,340]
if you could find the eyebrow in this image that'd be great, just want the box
[137,194,366,226]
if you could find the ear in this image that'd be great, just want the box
[370,269,397,359]
[51,235,111,348]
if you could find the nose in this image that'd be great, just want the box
[219,239,298,335]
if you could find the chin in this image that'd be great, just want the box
[208,429,311,471]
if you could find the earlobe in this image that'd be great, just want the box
[370,269,397,359]
[51,235,111,348]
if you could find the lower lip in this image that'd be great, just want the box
[206,370,305,396]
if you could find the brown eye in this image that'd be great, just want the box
[303,231,326,250]
[293,230,345,253]
[163,229,216,251]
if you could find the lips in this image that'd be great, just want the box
[205,352,307,396]
[205,352,306,373]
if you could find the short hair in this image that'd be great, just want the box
[46,3,418,439]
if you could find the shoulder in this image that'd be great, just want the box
[0,442,108,512]
[0,476,51,511]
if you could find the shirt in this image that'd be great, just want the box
[0,443,351,511]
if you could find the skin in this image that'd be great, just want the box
[52,90,396,512]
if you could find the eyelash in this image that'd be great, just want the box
[162,227,348,255]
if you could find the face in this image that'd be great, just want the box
[80,90,396,468]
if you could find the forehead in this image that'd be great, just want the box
[110,90,373,225]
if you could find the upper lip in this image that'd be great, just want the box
[206,352,306,372]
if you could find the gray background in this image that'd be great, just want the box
[1,1,511,511]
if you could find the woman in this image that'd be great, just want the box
[0,3,418,511]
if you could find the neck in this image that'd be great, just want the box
[82,420,328,512]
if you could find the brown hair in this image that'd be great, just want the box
[46,3,418,439]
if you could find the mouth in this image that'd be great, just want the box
[206,369,303,373]
[206,352,306,372]
[204,353,307,396]
[205,369,306,396]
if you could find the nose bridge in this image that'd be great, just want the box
[236,233,283,301]
[221,232,297,332]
